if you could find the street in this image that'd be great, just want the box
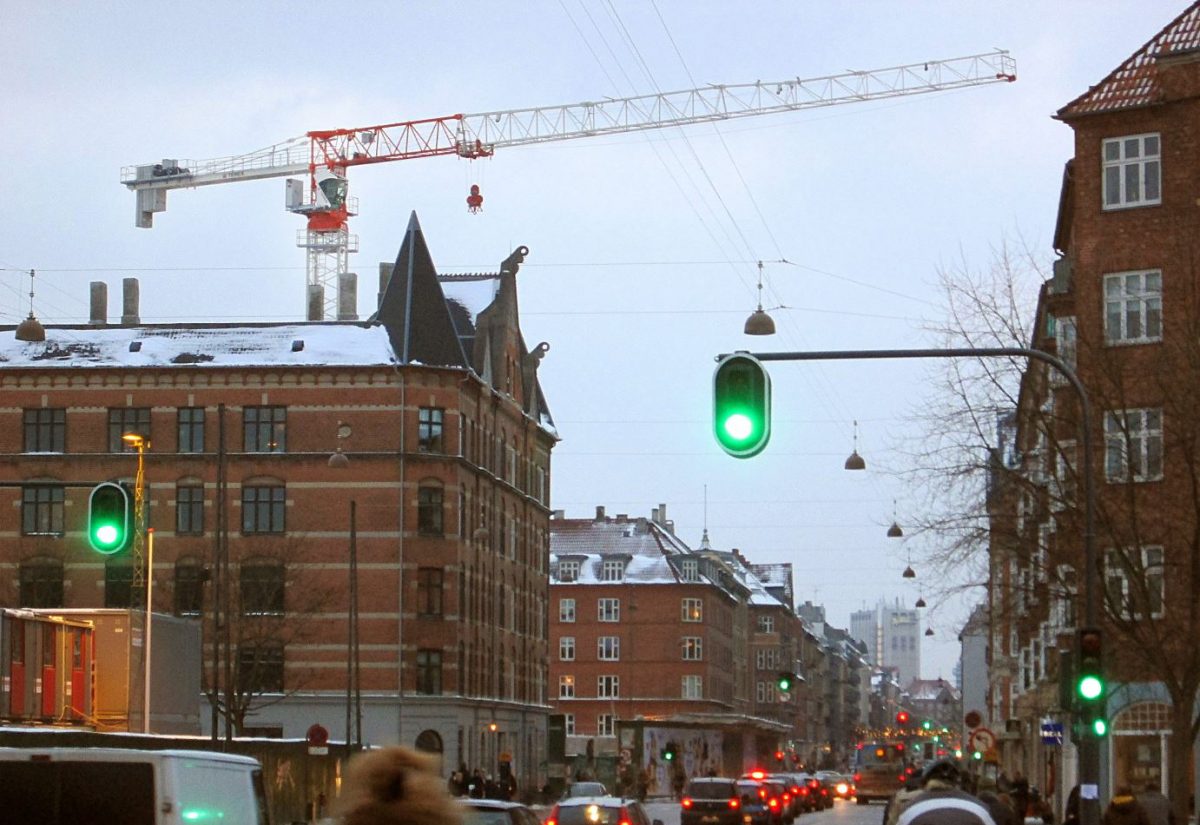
[639,799,885,825]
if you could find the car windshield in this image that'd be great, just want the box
[463,810,513,825]
[556,804,624,825]
[565,782,608,797]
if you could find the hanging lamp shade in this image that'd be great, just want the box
[902,565,916,578]
[328,448,350,469]
[844,450,866,471]
[887,521,903,538]
[924,628,935,637]
[915,597,926,608]
[744,308,776,335]
[15,313,45,342]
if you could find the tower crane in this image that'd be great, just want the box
[122,50,1015,320]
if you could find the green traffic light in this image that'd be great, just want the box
[778,675,792,691]
[88,482,131,554]
[1093,718,1108,737]
[713,353,771,458]
[922,720,932,731]
[94,524,119,547]
[724,413,754,441]
[1078,674,1104,701]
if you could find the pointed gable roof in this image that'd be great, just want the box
[375,212,469,368]
[1058,1,1200,118]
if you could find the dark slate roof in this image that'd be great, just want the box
[375,212,469,368]
[1058,1,1200,117]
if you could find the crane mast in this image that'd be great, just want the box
[122,50,1016,320]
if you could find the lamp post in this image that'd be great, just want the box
[329,423,362,749]
[121,432,153,734]
[723,345,1100,825]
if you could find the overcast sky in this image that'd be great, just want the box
[3,1,1184,682]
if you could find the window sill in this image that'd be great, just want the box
[1101,200,1161,212]
[1104,337,1162,347]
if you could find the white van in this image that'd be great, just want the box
[0,747,271,824]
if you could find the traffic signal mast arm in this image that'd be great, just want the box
[121,50,1015,195]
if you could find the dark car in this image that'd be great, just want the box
[799,774,830,811]
[681,777,742,825]
[815,772,843,804]
[733,780,776,825]
[461,799,543,825]
[548,796,663,825]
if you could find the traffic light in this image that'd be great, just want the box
[662,742,677,762]
[1076,627,1107,737]
[88,482,132,554]
[777,671,797,693]
[712,353,771,458]
[921,720,932,731]
[895,711,910,726]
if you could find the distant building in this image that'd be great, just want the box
[849,600,921,686]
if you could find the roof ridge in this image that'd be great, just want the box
[1058,1,1200,118]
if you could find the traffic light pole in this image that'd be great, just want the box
[724,346,1101,825]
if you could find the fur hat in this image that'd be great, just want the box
[336,746,464,825]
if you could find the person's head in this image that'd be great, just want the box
[921,759,963,788]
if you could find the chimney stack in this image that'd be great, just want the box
[307,284,324,322]
[378,262,394,310]
[121,278,139,325]
[89,282,107,326]
[595,505,606,522]
[338,272,358,321]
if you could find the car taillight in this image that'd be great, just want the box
[836,783,849,795]
[619,808,632,825]
[768,799,779,810]
[898,774,906,783]
[853,773,861,783]
[799,788,809,797]
[729,798,740,810]
[759,789,767,800]
[682,798,694,809]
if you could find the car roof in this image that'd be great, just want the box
[688,777,736,784]
[465,800,532,811]
[556,796,637,807]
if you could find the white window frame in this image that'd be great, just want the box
[598,636,620,661]
[559,598,576,623]
[559,636,575,661]
[681,598,703,623]
[597,675,619,698]
[682,637,703,661]
[564,714,575,735]
[558,560,580,582]
[1105,546,1165,620]
[597,714,615,737]
[559,675,575,698]
[1104,408,1163,482]
[680,558,699,582]
[1102,133,1161,210]
[1052,564,1078,630]
[601,559,625,581]
[682,675,703,699]
[598,597,620,622]
[1104,270,1162,344]
[1051,316,1077,385]
[757,615,775,633]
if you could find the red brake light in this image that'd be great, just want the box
[853,773,861,783]
[898,775,906,783]
[729,799,740,810]
[768,799,779,810]
[896,743,905,751]
[799,788,809,797]
[682,799,693,809]
[759,789,767,800]
[619,808,633,825]
[750,770,766,780]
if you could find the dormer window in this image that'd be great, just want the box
[680,559,699,582]
[558,560,581,582]
[601,559,625,582]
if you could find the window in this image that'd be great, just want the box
[237,643,284,694]
[240,559,284,616]
[1103,133,1161,209]
[1105,408,1163,482]
[417,568,443,616]
[416,649,443,694]
[1104,271,1162,344]
[243,406,286,452]
[19,558,62,607]
[682,675,703,699]
[757,615,775,633]
[682,637,703,661]
[558,560,580,582]
[1052,564,1078,630]
[242,484,286,533]
[417,483,444,535]
[601,559,625,581]
[680,558,699,582]
[755,648,780,670]
[21,485,64,536]
[564,714,575,735]
[1105,547,1165,620]
[598,636,620,661]
[176,484,205,535]
[104,562,140,608]
[108,408,150,452]
[682,598,703,622]
[597,714,615,737]
[1052,316,1077,383]
[177,407,205,453]
[23,409,65,452]
[418,407,444,452]
[598,598,620,622]
[559,598,576,622]
[174,558,206,616]
[756,681,777,704]
[597,675,619,698]
[559,675,575,698]
[559,636,576,661]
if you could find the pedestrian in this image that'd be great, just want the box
[1136,781,1173,825]
[890,759,999,825]
[1027,788,1054,824]
[1102,786,1151,825]
[1063,786,1081,825]
[671,768,685,801]
[978,790,1018,825]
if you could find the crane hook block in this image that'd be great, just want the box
[467,184,484,214]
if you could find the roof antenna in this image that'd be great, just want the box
[699,484,712,550]
[15,268,45,342]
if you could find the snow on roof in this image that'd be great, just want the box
[550,519,688,584]
[0,323,399,369]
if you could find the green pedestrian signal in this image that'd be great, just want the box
[713,352,771,458]
[662,742,677,761]
[1075,627,1107,737]
[777,671,797,692]
[88,482,132,554]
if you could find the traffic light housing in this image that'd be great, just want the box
[662,742,677,762]
[777,671,797,693]
[712,353,771,458]
[88,482,132,554]
[895,711,910,726]
[1076,627,1107,737]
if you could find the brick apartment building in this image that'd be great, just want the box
[547,506,863,786]
[988,3,1200,810]
[0,213,556,785]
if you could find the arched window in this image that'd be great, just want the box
[415,729,443,754]
[104,560,138,608]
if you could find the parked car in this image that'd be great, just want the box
[733,779,777,825]
[681,777,742,825]
[548,796,662,825]
[461,799,543,825]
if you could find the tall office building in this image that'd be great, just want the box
[849,600,921,686]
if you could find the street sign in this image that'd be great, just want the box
[1040,721,1064,745]
[968,727,996,753]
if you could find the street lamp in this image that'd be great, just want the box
[121,432,153,733]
